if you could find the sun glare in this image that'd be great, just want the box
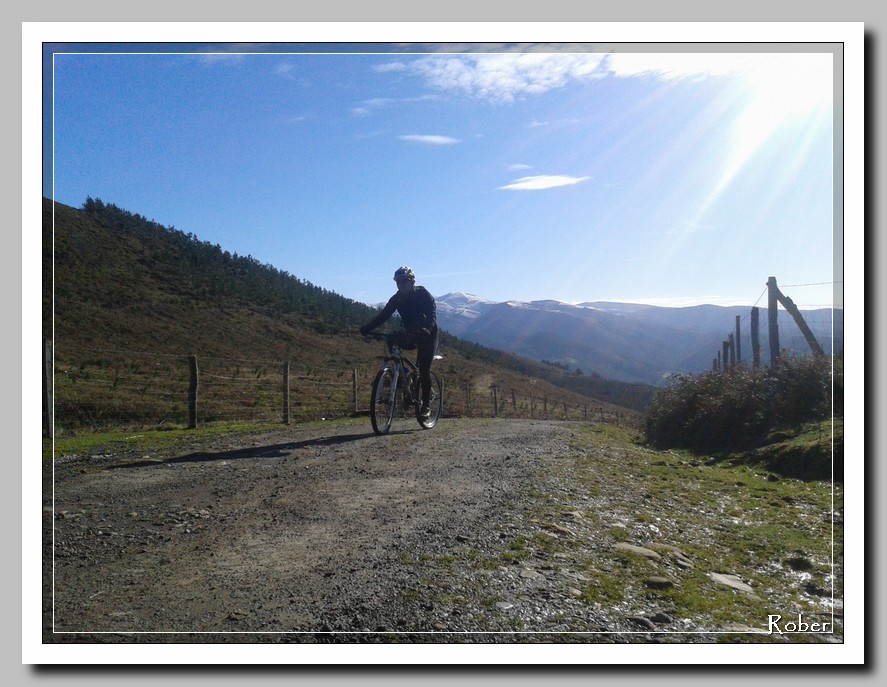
[700,53,833,221]
[734,54,832,156]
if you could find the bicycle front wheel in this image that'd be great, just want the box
[418,372,443,430]
[370,367,398,435]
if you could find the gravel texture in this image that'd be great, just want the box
[42,416,838,646]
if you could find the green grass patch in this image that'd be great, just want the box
[501,536,532,564]
[544,423,843,635]
[725,418,843,481]
[47,417,368,461]
[49,421,285,460]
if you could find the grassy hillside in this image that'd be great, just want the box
[44,197,646,435]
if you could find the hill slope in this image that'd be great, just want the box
[43,197,650,433]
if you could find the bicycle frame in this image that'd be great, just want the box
[367,332,442,435]
[382,340,420,409]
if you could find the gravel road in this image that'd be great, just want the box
[42,416,838,646]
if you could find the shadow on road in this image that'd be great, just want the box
[106,430,378,469]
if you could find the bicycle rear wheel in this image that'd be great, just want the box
[418,371,443,429]
[370,367,398,435]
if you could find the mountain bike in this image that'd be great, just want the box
[365,332,443,435]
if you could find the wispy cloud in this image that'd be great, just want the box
[275,63,297,79]
[507,163,532,171]
[352,94,440,117]
[398,134,461,146]
[193,44,287,66]
[529,116,585,129]
[381,53,608,104]
[377,51,831,107]
[361,97,397,108]
[498,175,590,191]
[373,61,409,73]
[194,52,246,66]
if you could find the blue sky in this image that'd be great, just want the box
[44,41,840,310]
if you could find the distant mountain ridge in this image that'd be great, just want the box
[435,292,842,387]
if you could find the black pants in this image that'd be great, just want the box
[416,328,439,407]
[391,328,439,407]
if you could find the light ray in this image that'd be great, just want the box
[695,53,833,224]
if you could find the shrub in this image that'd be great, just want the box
[767,354,836,427]
[644,354,841,453]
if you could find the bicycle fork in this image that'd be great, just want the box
[386,360,410,406]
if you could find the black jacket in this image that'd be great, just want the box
[362,285,437,335]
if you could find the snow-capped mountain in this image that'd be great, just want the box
[434,292,496,320]
[435,292,842,387]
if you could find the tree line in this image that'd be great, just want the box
[82,197,377,335]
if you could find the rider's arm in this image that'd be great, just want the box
[418,287,437,330]
[360,295,399,335]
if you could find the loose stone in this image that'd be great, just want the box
[709,572,754,594]
[645,576,674,590]
[613,543,661,560]
[627,616,657,631]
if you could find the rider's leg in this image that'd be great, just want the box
[417,329,439,411]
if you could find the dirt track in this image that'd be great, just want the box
[43,416,841,645]
[46,417,606,641]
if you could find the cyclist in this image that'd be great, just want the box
[360,266,439,419]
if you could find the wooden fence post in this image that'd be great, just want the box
[282,361,290,424]
[188,354,199,429]
[768,276,780,363]
[767,276,824,358]
[751,306,761,369]
[490,385,498,416]
[352,369,358,415]
[735,315,742,363]
[775,291,826,357]
[43,339,53,439]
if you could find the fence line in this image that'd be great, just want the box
[711,276,839,373]
[45,342,636,437]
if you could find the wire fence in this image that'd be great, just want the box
[45,343,638,438]
[703,278,842,372]
[43,278,839,439]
